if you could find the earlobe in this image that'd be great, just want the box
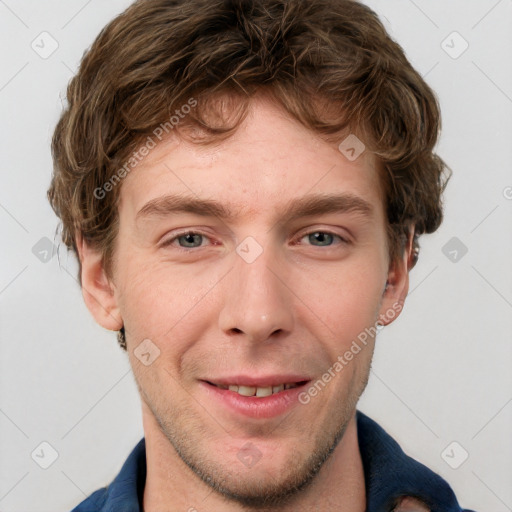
[378,233,412,326]
[76,234,123,332]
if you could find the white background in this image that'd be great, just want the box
[0,1,511,511]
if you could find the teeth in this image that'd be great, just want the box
[256,386,273,397]
[237,385,256,397]
[219,382,299,397]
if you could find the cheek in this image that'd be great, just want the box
[293,256,385,326]
[116,252,220,352]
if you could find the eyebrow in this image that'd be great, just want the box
[135,192,374,225]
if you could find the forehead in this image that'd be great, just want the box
[119,97,384,223]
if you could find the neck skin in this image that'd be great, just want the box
[142,401,366,512]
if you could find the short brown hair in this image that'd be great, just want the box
[48,0,450,285]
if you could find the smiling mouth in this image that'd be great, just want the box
[205,381,310,398]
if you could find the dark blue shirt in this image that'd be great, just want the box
[71,411,476,512]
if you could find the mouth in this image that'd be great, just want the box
[199,377,311,419]
[205,380,309,398]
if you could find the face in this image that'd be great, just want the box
[81,96,408,506]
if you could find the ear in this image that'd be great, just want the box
[378,226,415,327]
[76,233,123,331]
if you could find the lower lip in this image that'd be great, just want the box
[200,381,309,419]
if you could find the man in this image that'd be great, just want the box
[48,0,476,510]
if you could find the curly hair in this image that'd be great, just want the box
[48,0,450,287]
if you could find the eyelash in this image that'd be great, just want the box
[160,229,350,251]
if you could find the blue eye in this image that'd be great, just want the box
[177,232,204,248]
[161,231,209,249]
[301,231,346,247]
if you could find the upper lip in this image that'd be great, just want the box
[203,375,311,387]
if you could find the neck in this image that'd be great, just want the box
[142,403,366,512]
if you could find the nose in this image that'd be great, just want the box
[218,243,294,344]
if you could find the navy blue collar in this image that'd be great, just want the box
[356,412,468,511]
[72,411,472,512]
